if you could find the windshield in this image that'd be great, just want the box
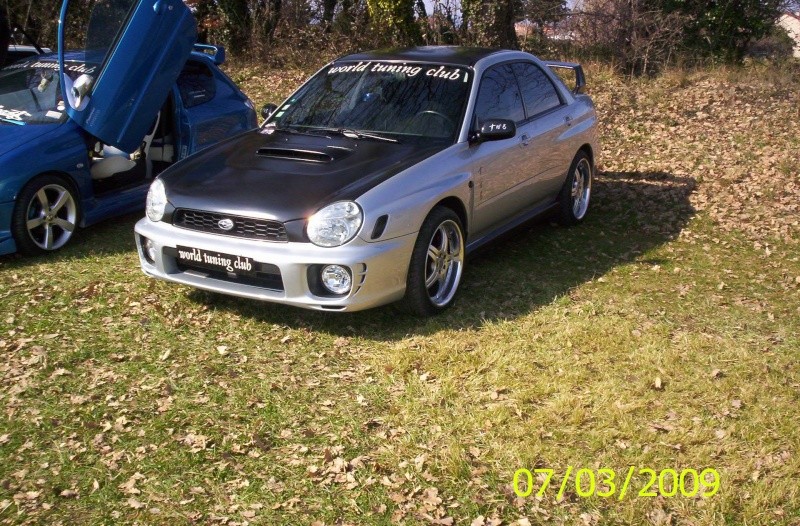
[269,61,473,142]
[0,60,96,125]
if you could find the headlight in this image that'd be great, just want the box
[146,178,167,222]
[307,201,363,247]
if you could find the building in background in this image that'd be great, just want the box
[778,12,800,58]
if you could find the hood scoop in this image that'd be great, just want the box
[256,147,335,164]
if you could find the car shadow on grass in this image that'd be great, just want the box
[0,212,142,268]
[191,170,697,339]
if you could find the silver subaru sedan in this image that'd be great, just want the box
[135,46,599,316]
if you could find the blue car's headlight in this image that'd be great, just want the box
[307,201,363,247]
[146,179,168,222]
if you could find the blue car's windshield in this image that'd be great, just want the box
[269,62,473,142]
[0,59,96,125]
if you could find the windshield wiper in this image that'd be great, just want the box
[305,127,399,144]
[337,129,399,143]
[262,123,320,137]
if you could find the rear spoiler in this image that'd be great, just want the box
[192,43,226,65]
[543,61,586,95]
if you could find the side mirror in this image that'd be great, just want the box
[471,119,516,144]
[261,103,278,120]
[71,74,94,108]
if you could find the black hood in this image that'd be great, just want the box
[162,129,448,222]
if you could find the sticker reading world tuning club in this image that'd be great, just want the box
[328,61,468,82]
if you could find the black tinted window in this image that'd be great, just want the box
[474,64,525,125]
[178,62,216,108]
[512,62,561,118]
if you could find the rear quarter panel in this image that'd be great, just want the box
[176,59,257,159]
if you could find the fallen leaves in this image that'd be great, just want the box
[59,489,79,499]
[595,70,800,245]
[119,472,145,495]
[179,433,212,453]
[126,497,146,510]
[0,63,798,526]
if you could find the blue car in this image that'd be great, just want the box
[0,0,257,256]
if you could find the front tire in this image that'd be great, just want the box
[402,207,465,316]
[558,151,593,225]
[12,175,79,256]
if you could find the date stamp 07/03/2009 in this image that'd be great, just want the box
[513,467,721,501]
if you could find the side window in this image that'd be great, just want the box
[177,61,217,108]
[512,62,561,118]
[473,64,525,125]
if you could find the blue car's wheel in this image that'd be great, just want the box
[12,175,79,256]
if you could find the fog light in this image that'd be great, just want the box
[142,237,157,264]
[320,265,352,295]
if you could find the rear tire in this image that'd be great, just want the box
[12,175,79,256]
[402,207,465,317]
[558,151,593,225]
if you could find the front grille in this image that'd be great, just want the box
[176,261,285,291]
[174,209,288,242]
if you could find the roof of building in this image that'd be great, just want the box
[780,11,800,22]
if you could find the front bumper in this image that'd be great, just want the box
[134,218,416,312]
[0,201,17,256]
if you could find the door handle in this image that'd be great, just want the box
[520,134,531,146]
[565,115,573,126]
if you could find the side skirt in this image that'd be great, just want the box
[465,200,559,255]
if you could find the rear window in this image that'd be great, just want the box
[512,62,561,118]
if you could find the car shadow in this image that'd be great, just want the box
[0,212,142,268]
[190,170,697,339]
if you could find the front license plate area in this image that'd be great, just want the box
[175,246,257,277]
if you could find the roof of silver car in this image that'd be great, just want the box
[337,46,507,67]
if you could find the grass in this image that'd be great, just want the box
[1,61,799,525]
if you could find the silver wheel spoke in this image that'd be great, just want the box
[36,189,50,212]
[52,218,76,232]
[27,217,45,230]
[446,237,459,258]
[43,225,54,249]
[50,191,70,214]
[435,227,448,253]
[425,266,438,288]
[427,245,440,261]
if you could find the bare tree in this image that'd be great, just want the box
[3,0,62,48]
[462,0,519,48]
[571,0,688,74]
